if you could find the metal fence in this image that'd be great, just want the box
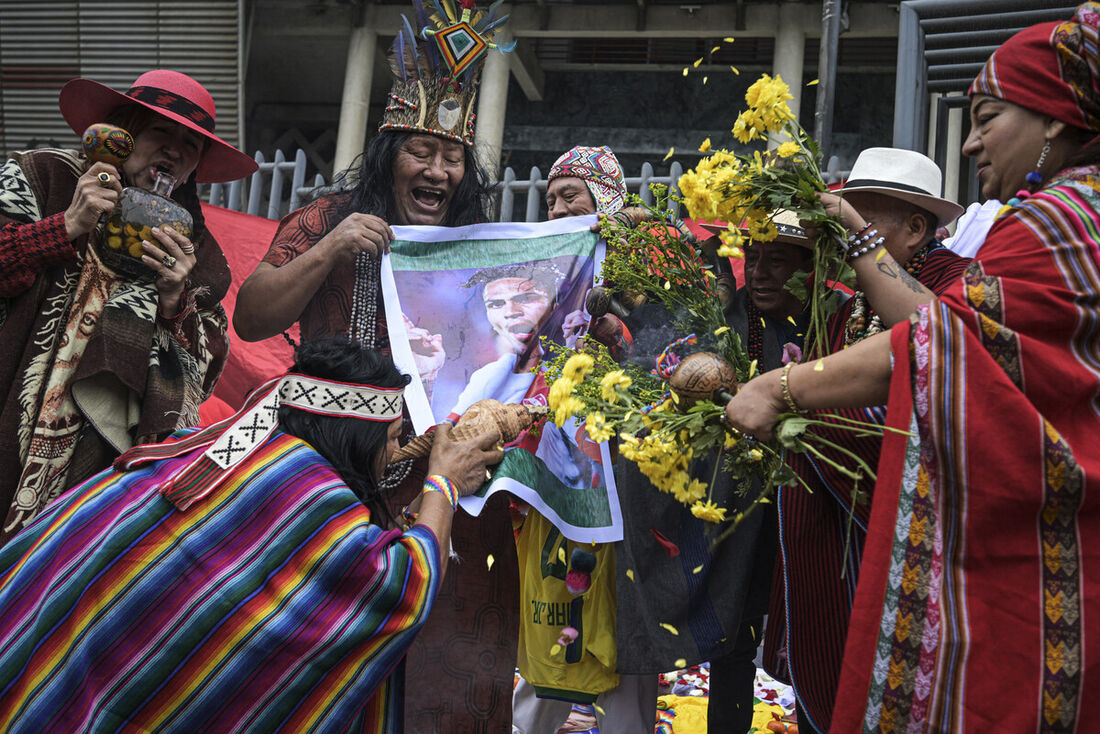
[200,149,687,222]
[203,149,325,221]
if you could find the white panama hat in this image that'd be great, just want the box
[834,147,964,227]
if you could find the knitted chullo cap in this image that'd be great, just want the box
[548,146,628,215]
[380,0,514,146]
[970,2,1100,132]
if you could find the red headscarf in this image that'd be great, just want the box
[970,2,1100,132]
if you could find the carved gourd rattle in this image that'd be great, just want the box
[388,398,548,465]
[668,351,737,405]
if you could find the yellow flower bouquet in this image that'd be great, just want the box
[677,72,856,359]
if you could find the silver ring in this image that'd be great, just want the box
[180,245,195,255]
[162,255,177,269]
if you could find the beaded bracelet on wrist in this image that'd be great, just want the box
[847,236,886,261]
[843,221,874,250]
[780,362,803,414]
[423,474,459,511]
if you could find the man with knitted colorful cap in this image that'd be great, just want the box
[0,337,502,731]
[547,145,628,218]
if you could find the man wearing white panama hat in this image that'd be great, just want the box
[762,148,973,733]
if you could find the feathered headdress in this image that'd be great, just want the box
[380,0,515,146]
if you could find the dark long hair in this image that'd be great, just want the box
[330,131,493,225]
[277,337,411,522]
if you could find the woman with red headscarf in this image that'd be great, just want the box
[725,4,1100,731]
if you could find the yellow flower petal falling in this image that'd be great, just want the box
[690,500,728,523]
[486,554,495,571]
[723,36,735,43]
[675,658,687,668]
[660,622,680,636]
[626,569,635,581]
[664,147,676,161]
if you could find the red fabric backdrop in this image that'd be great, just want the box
[199,204,296,421]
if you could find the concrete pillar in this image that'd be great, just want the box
[771,3,805,149]
[334,25,378,176]
[943,103,965,208]
[475,30,513,181]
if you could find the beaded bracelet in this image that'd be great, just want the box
[423,474,459,511]
[780,362,802,414]
[843,221,874,251]
[847,236,886,261]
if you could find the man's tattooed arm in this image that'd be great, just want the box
[876,261,927,294]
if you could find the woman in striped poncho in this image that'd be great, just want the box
[0,338,502,733]
[727,4,1100,731]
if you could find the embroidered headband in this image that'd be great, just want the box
[115,374,404,510]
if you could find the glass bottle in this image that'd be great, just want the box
[102,171,193,270]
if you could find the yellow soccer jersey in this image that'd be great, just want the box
[516,510,619,702]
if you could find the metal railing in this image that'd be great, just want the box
[202,148,325,220]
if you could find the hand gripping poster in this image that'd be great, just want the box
[381,215,622,543]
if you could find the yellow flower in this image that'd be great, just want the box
[723,431,741,449]
[776,141,800,158]
[698,137,712,153]
[745,448,764,463]
[553,396,585,426]
[685,479,708,501]
[691,500,728,523]
[599,369,632,403]
[547,377,576,411]
[746,215,778,243]
[585,412,615,443]
[743,74,796,133]
[718,226,745,258]
[732,114,760,144]
[562,353,595,383]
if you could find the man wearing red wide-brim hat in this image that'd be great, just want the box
[0,69,257,544]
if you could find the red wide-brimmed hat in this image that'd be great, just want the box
[58,69,258,184]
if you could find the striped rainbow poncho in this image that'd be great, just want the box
[0,430,440,733]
